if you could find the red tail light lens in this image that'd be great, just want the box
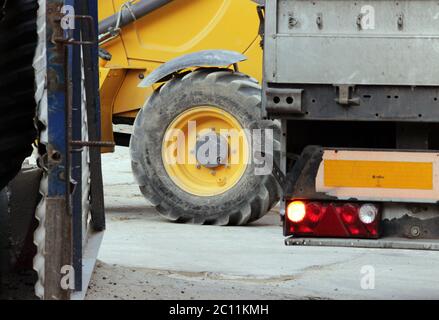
[285,201,380,239]
[305,202,322,224]
[339,204,358,225]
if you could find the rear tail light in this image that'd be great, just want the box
[285,201,380,238]
[287,201,306,223]
[358,204,378,224]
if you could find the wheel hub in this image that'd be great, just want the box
[162,106,249,197]
[195,131,229,168]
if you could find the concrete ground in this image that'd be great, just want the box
[86,147,439,300]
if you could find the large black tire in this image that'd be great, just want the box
[130,69,281,225]
[0,0,38,190]
[0,188,11,281]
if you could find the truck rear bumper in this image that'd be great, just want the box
[285,237,439,251]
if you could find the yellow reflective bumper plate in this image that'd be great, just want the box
[324,160,433,190]
[316,150,439,203]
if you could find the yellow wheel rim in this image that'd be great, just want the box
[162,106,250,197]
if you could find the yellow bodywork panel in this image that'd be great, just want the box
[109,0,261,64]
[98,0,262,151]
[113,69,155,116]
[240,36,263,83]
[99,68,126,152]
[324,160,433,190]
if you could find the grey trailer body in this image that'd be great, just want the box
[263,0,439,121]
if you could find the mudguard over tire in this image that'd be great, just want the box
[130,69,281,225]
[0,0,38,190]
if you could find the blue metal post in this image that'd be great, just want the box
[45,0,72,300]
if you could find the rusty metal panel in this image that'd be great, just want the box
[43,197,71,300]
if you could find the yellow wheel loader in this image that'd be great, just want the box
[98,0,281,225]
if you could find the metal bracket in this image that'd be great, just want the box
[253,150,287,191]
[70,140,115,148]
[256,5,265,48]
[272,158,287,191]
[335,85,360,106]
[54,15,96,45]
[266,88,304,114]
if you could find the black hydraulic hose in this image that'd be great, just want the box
[99,0,173,35]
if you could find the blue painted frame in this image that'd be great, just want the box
[46,0,69,199]
[46,0,100,293]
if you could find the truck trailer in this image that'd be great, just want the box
[259,0,439,249]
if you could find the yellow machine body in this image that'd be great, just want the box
[98,0,262,150]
